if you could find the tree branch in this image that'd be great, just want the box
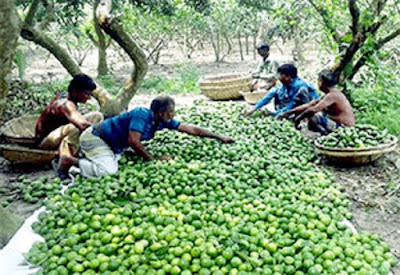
[377,27,400,48]
[365,0,387,34]
[24,0,41,26]
[307,0,341,43]
[39,0,55,30]
[20,25,81,76]
[348,0,360,36]
[96,0,148,115]
[87,32,99,47]
[375,0,386,16]
[349,26,400,80]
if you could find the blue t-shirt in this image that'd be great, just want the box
[255,77,320,116]
[97,107,180,153]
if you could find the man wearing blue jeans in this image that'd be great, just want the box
[245,64,320,117]
[60,95,234,178]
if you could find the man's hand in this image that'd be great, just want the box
[276,111,290,120]
[294,116,302,130]
[243,109,256,117]
[294,110,311,130]
[261,110,273,117]
[219,136,235,143]
[157,155,172,161]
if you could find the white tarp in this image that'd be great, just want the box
[0,207,44,275]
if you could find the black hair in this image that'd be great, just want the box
[256,43,270,51]
[318,69,338,87]
[68,74,96,94]
[277,64,297,78]
[150,95,175,112]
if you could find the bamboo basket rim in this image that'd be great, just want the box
[201,83,252,90]
[0,144,57,164]
[314,135,398,155]
[240,90,268,96]
[0,144,57,154]
[198,73,252,84]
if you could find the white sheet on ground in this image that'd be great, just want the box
[0,206,45,275]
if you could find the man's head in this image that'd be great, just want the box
[318,70,337,91]
[256,43,270,58]
[68,74,96,103]
[277,64,297,85]
[151,95,175,123]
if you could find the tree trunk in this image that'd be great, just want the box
[245,35,249,55]
[0,0,21,120]
[94,0,109,76]
[253,35,257,60]
[238,31,244,61]
[96,0,148,116]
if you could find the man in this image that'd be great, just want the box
[35,74,103,179]
[59,95,235,178]
[251,43,279,91]
[245,64,319,117]
[278,70,355,134]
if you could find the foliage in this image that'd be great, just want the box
[352,85,400,139]
[184,0,211,14]
[13,48,27,80]
[140,63,202,94]
[129,0,175,15]
[121,3,174,64]
[96,75,120,95]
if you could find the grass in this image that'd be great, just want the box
[140,62,202,94]
[352,83,400,139]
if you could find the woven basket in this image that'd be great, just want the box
[199,73,252,100]
[314,135,398,165]
[0,144,56,164]
[240,90,268,105]
[0,114,39,145]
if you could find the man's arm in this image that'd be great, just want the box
[127,131,155,161]
[305,93,336,115]
[245,88,277,116]
[177,124,234,143]
[277,98,320,119]
[58,101,92,132]
[294,94,336,126]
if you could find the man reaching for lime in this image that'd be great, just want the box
[59,95,234,178]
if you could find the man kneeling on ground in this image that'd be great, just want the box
[35,74,103,179]
[59,95,235,178]
[245,64,320,117]
[278,70,355,134]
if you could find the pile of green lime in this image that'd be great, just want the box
[317,124,394,149]
[24,103,396,274]
[2,176,61,207]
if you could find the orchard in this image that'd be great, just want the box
[22,102,396,274]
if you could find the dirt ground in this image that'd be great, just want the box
[1,42,399,273]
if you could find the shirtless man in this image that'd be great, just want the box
[278,70,355,134]
[35,74,103,179]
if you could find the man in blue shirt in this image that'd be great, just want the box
[58,95,234,178]
[245,64,319,117]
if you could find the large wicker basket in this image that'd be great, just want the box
[199,73,252,100]
[314,135,398,166]
[0,144,57,165]
[0,114,39,145]
[240,90,268,105]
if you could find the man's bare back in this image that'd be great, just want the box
[323,90,354,126]
[35,93,73,143]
